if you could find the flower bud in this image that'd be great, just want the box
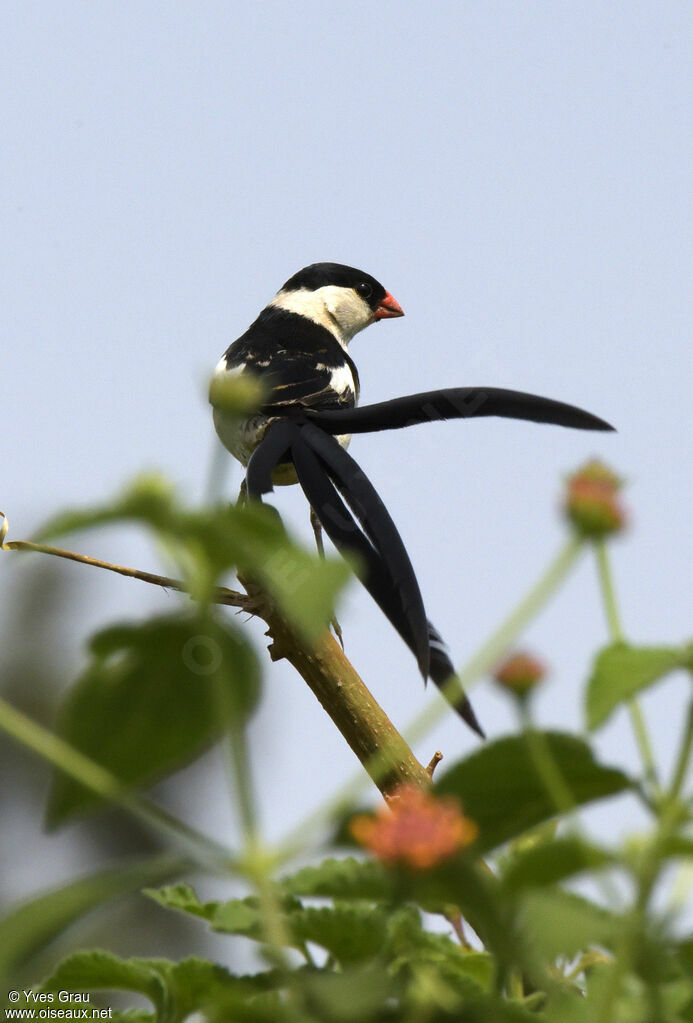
[494,651,546,698]
[564,460,626,538]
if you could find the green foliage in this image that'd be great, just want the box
[280,856,391,900]
[47,613,259,825]
[500,837,614,892]
[2,466,693,1021]
[435,732,632,853]
[0,856,185,984]
[586,641,693,730]
[35,474,351,641]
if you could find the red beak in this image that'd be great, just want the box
[373,291,404,321]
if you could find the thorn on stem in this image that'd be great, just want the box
[426,750,443,778]
[447,912,472,949]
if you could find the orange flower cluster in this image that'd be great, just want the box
[494,651,546,697]
[350,784,477,870]
[564,460,626,538]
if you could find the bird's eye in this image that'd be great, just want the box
[356,282,372,299]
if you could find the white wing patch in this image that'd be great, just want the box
[215,356,245,377]
[325,362,356,399]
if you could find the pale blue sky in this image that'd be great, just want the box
[2,2,692,911]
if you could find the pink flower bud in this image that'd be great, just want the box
[564,460,626,538]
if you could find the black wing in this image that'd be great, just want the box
[223,307,359,415]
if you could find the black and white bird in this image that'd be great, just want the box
[211,262,614,738]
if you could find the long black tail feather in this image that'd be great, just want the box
[304,387,615,435]
[299,422,430,680]
[246,419,299,498]
[289,429,483,736]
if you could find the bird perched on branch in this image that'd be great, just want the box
[211,262,614,737]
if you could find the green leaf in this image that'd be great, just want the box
[147,883,386,966]
[158,957,265,1021]
[36,477,351,641]
[384,907,491,996]
[436,731,632,853]
[143,883,219,921]
[280,857,391,901]
[147,885,293,943]
[40,952,266,1022]
[502,837,614,891]
[298,965,395,1023]
[402,859,514,967]
[40,951,168,1015]
[209,897,273,940]
[47,614,259,825]
[0,855,184,982]
[519,889,618,959]
[291,905,388,964]
[586,642,691,730]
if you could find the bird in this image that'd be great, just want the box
[211,262,615,738]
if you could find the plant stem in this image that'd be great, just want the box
[519,703,576,817]
[277,535,584,859]
[0,695,236,874]
[1,539,249,610]
[594,540,622,641]
[670,703,693,803]
[594,541,659,792]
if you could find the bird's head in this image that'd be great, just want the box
[269,262,404,348]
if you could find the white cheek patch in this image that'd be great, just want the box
[321,286,372,344]
[269,288,338,339]
[269,286,373,348]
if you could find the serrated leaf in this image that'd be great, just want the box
[211,897,271,939]
[147,884,385,966]
[280,857,390,901]
[40,952,264,1022]
[291,905,388,963]
[502,837,614,891]
[147,886,297,945]
[144,883,219,921]
[0,855,184,982]
[436,731,632,853]
[47,614,259,825]
[40,951,168,1014]
[586,642,691,730]
[157,957,263,1021]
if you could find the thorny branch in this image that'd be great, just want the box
[1,512,430,799]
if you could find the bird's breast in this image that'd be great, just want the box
[213,406,351,486]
